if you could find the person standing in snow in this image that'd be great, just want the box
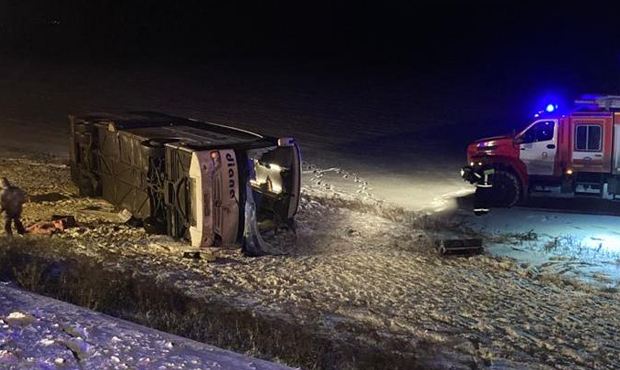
[0,178,26,235]
[473,185,491,216]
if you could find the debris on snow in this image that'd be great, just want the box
[117,209,134,223]
[26,215,77,235]
[6,311,34,326]
[434,238,483,256]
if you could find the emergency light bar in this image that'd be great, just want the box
[575,95,620,110]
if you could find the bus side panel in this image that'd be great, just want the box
[97,127,153,218]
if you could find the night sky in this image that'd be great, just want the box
[2,1,620,117]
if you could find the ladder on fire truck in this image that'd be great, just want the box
[575,95,620,110]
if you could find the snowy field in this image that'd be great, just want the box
[1,59,620,367]
[0,158,617,369]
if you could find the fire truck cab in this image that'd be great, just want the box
[461,96,620,208]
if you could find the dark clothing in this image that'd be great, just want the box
[473,184,491,216]
[4,216,25,236]
[0,182,26,236]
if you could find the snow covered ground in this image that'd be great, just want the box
[0,158,617,369]
[465,206,620,287]
[1,59,620,367]
[0,283,292,369]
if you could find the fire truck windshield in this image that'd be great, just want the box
[516,120,555,144]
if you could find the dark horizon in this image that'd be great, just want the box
[2,2,619,63]
[2,1,620,123]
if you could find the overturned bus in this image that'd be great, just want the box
[69,112,301,256]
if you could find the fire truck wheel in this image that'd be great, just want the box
[488,170,521,207]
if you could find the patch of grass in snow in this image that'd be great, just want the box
[544,235,583,252]
[600,284,619,294]
[542,235,615,260]
[492,230,538,245]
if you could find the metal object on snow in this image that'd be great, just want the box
[435,238,483,256]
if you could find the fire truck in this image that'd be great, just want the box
[461,96,620,209]
[69,112,301,255]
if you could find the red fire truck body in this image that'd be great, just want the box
[461,96,620,207]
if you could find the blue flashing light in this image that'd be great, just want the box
[532,92,565,117]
